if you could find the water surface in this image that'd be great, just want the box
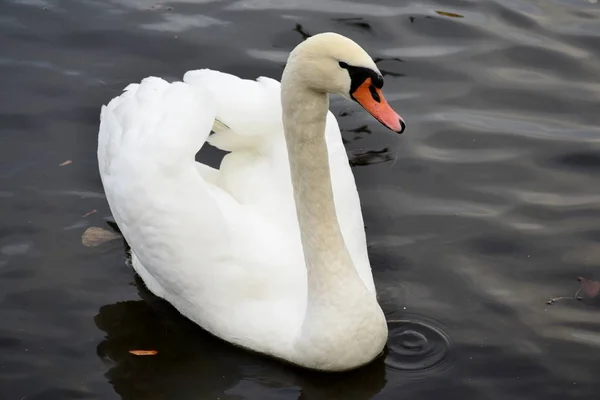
[1,0,600,399]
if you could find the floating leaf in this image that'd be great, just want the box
[436,11,464,18]
[82,227,121,247]
[128,350,158,356]
[578,277,600,298]
[59,160,72,167]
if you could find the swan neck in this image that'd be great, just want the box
[280,70,359,297]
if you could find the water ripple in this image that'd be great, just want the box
[386,320,452,372]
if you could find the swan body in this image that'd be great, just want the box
[98,33,405,371]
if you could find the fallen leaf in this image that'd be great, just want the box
[59,160,72,167]
[578,277,600,298]
[82,227,121,247]
[82,209,97,218]
[436,10,464,18]
[129,350,158,356]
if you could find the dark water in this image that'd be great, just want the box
[2,0,600,398]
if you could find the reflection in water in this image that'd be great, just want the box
[293,23,312,40]
[95,276,387,400]
[349,148,396,166]
[333,17,373,33]
[373,57,405,78]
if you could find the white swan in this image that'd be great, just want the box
[98,32,405,372]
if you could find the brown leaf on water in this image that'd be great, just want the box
[82,209,97,218]
[578,277,600,298]
[59,160,72,167]
[129,350,158,356]
[82,227,121,247]
[436,11,464,18]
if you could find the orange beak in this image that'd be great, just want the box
[351,78,405,134]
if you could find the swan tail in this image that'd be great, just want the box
[98,76,217,177]
[183,69,282,153]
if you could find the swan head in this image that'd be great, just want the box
[285,32,405,133]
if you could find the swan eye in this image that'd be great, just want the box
[372,74,384,89]
[343,65,384,96]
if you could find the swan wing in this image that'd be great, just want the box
[98,76,302,355]
[184,69,375,293]
[97,70,374,357]
[98,77,233,297]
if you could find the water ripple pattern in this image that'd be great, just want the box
[385,320,452,372]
